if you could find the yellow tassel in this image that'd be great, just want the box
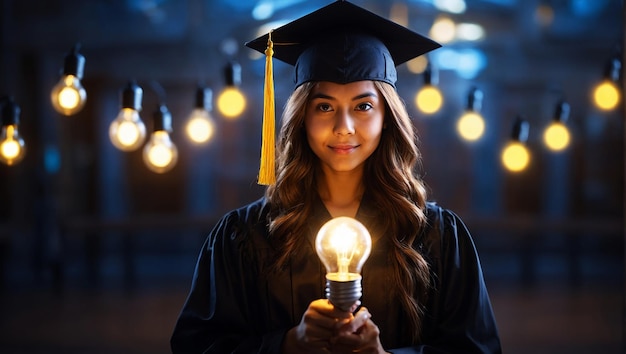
[258,31,276,185]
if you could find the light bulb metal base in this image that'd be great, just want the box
[326,276,362,312]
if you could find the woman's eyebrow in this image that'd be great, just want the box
[352,91,378,101]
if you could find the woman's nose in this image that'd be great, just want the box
[333,110,355,135]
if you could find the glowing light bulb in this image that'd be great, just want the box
[51,45,87,116]
[543,122,570,151]
[543,100,571,152]
[0,125,26,166]
[415,63,443,115]
[217,87,246,119]
[143,104,178,173]
[456,87,485,142]
[592,80,620,111]
[143,130,178,173]
[501,116,530,172]
[109,82,146,151]
[186,87,216,144]
[457,112,485,141]
[109,108,146,151]
[416,86,443,114]
[315,217,372,311]
[217,62,247,119]
[0,98,26,166]
[186,110,215,144]
[592,56,622,112]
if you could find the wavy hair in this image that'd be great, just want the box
[266,81,430,342]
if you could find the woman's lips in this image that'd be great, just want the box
[330,144,358,154]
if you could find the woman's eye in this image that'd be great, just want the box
[317,103,332,112]
[356,103,373,111]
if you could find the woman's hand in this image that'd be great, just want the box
[330,307,388,354]
[282,299,354,354]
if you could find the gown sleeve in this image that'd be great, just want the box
[389,205,502,354]
[170,203,286,354]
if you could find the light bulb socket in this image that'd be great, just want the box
[195,87,213,111]
[153,104,172,132]
[467,87,483,112]
[553,100,570,123]
[63,46,85,79]
[423,62,438,86]
[511,116,529,143]
[121,81,143,111]
[1,97,20,126]
[604,56,622,82]
[326,278,362,312]
[224,62,242,87]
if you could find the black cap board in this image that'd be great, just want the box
[245,0,441,88]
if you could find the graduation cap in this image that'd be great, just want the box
[245,0,441,185]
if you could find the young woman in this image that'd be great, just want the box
[171,2,502,353]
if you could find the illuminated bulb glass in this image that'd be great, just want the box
[457,111,485,141]
[186,109,216,144]
[430,16,456,44]
[315,217,372,311]
[217,87,246,119]
[51,75,87,116]
[0,124,26,166]
[543,122,570,151]
[143,130,178,173]
[109,108,146,151]
[407,56,428,74]
[593,80,620,111]
[501,141,530,172]
[416,86,444,115]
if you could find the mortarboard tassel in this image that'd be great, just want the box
[258,31,276,185]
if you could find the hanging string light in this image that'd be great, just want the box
[501,116,531,173]
[185,86,216,144]
[592,53,622,112]
[217,61,247,119]
[456,86,485,142]
[50,44,87,116]
[143,103,178,173]
[415,61,443,115]
[543,100,571,152]
[0,96,26,166]
[109,81,147,151]
[142,81,177,173]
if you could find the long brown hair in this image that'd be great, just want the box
[266,81,430,342]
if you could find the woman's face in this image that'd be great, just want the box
[304,80,385,176]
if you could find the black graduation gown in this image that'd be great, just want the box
[171,196,502,353]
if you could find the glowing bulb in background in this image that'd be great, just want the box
[416,86,443,114]
[217,87,246,119]
[186,87,216,144]
[430,15,456,44]
[51,45,87,116]
[592,56,621,112]
[143,104,178,173]
[501,142,530,172]
[593,80,620,111]
[456,87,485,142]
[0,98,26,166]
[543,100,571,152]
[315,217,372,311]
[457,112,485,141]
[217,62,246,119]
[144,130,178,173]
[109,82,146,151]
[0,125,26,166]
[543,122,570,151]
[501,116,531,173]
